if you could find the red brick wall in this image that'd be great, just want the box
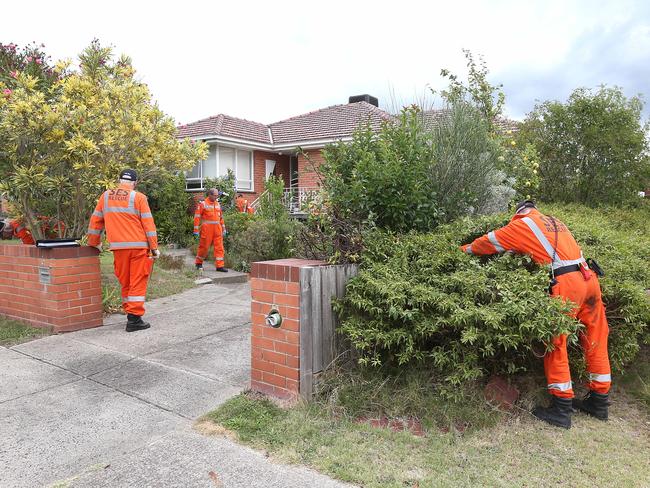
[0,244,103,332]
[297,149,324,188]
[252,151,290,200]
[249,258,325,400]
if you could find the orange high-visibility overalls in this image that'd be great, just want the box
[461,209,611,399]
[235,196,249,213]
[194,199,226,268]
[87,184,158,317]
[9,219,35,245]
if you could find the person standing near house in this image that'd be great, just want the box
[235,193,248,213]
[194,188,228,272]
[460,200,611,429]
[87,169,160,332]
[235,193,254,214]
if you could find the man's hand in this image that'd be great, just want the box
[193,232,199,240]
[222,228,228,237]
[151,249,161,259]
[92,243,103,253]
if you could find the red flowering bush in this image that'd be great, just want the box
[0,42,59,92]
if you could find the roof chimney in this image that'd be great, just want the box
[348,94,379,107]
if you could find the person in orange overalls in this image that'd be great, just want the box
[9,219,35,244]
[235,193,254,214]
[87,169,160,332]
[7,216,65,244]
[461,200,611,429]
[194,188,228,272]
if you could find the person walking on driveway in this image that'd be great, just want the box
[87,169,160,332]
[461,200,611,429]
[194,188,228,272]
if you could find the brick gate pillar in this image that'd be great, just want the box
[249,259,325,400]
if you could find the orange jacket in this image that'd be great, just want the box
[10,219,35,245]
[87,183,158,250]
[461,209,585,270]
[235,196,248,213]
[193,199,225,235]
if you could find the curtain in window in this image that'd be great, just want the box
[219,147,235,176]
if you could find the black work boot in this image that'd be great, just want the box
[216,267,228,273]
[126,313,151,332]
[532,396,572,429]
[572,391,609,421]
[195,263,203,270]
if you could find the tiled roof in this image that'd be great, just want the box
[177,114,270,144]
[176,104,518,147]
[177,102,392,147]
[268,102,392,144]
[419,109,520,134]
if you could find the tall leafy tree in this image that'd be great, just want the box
[0,40,207,239]
[518,86,650,206]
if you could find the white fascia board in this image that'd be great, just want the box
[273,137,353,151]
[201,136,272,151]
[179,134,354,152]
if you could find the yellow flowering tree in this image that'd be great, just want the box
[0,40,207,239]
[497,133,541,200]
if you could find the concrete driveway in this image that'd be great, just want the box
[0,283,348,488]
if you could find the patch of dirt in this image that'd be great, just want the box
[193,420,237,441]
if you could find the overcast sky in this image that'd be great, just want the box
[3,0,649,124]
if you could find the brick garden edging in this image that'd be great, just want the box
[0,244,103,332]
[249,258,325,400]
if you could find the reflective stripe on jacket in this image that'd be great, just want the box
[193,200,225,234]
[461,209,585,269]
[87,183,158,250]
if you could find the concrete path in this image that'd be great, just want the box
[0,283,350,488]
[163,248,249,285]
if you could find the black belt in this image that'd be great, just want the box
[553,264,581,277]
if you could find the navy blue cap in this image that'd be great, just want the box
[119,169,138,181]
[515,200,536,213]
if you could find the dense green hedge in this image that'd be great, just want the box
[337,203,650,388]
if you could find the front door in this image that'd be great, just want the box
[265,160,276,179]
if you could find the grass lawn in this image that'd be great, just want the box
[0,315,50,346]
[203,368,650,488]
[100,251,197,314]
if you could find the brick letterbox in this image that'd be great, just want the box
[0,244,103,332]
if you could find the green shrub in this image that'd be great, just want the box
[518,86,650,206]
[140,172,194,247]
[305,102,516,263]
[223,178,298,272]
[225,217,298,272]
[337,204,650,390]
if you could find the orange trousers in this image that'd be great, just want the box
[195,224,225,268]
[113,249,153,316]
[546,270,611,398]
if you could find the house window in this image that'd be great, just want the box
[237,151,253,190]
[219,147,235,175]
[186,144,254,191]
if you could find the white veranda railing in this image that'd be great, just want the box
[250,187,319,214]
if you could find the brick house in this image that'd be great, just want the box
[176,94,524,211]
[176,95,390,209]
